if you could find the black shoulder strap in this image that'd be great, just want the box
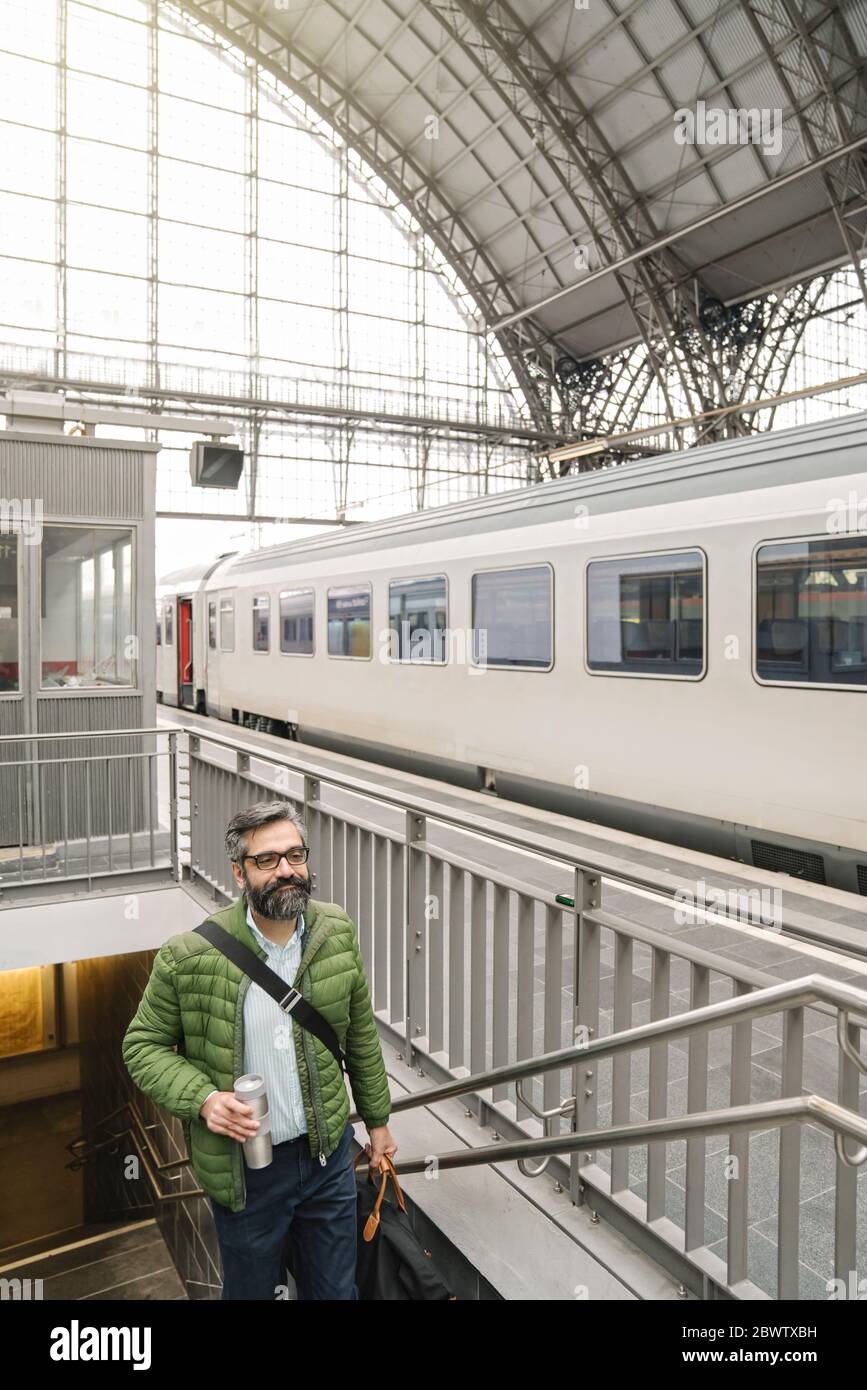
[194,919,346,1074]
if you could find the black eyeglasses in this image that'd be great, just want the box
[241,846,310,870]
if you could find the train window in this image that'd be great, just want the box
[327,584,371,658]
[164,603,173,645]
[471,565,552,669]
[388,575,447,662]
[40,525,135,688]
[219,596,234,652]
[0,537,19,692]
[252,594,270,652]
[208,601,217,650]
[755,535,867,687]
[280,588,314,655]
[156,603,161,647]
[586,550,704,677]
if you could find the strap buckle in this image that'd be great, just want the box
[279,988,301,1013]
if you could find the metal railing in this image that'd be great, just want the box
[181,721,867,1300]
[0,727,185,894]
[66,1100,204,1205]
[4,720,866,1298]
[69,976,867,1302]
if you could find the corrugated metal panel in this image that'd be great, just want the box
[0,438,146,519]
[0,698,26,851]
[36,695,147,844]
[37,694,144,734]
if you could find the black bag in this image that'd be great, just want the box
[353,1151,456,1300]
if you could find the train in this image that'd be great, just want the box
[157,411,867,895]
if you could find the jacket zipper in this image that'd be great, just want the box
[294,969,328,1166]
[233,973,254,1210]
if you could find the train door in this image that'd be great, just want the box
[177,597,193,708]
[205,596,219,716]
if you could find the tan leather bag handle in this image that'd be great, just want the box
[353,1150,407,1240]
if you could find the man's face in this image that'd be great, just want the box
[231,819,311,921]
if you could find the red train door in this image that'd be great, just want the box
[178,597,193,708]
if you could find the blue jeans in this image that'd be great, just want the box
[211,1121,358,1300]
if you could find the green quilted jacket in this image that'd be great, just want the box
[121,894,391,1212]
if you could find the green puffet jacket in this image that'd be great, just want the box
[121,894,392,1212]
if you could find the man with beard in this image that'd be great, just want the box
[122,799,396,1299]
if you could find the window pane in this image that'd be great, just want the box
[67,71,149,149]
[68,3,149,87]
[159,283,246,354]
[67,137,148,213]
[164,603,173,644]
[158,28,248,112]
[159,220,246,293]
[158,94,247,173]
[67,268,149,341]
[41,525,134,687]
[347,257,413,317]
[257,241,337,308]
[67,204,148,276]
[208,600,216,649]
[0,52,56,127]
[0,191,56,262]
[347,198,414,265]
[0,535,20,691]
[756,535,867,686]
[158,158,247,232]
[3,0,57,62]
[0,257,55,330]
[0,122,57,198]
[472,566,551,668]
[220,596,234,651]
[280,588,314,654]
[253,593,269,651]
[587,552,704,676]
[258,300,336,367]
[328,585,370,657]
[258,121,338,193]
[389,575,447,661]
[257,180,338,248]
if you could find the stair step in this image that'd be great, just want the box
[0,1220,187,1300]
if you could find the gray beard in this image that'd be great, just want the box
[245,876,311,922]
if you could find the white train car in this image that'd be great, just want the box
[160,413,867,894]
[156,554,236,714]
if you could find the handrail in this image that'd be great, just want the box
[349,972,867,1130]
[66,1101,205,1206]
[351,1095,867,1178]
[4,720,861,952]
[72,1092,867,1201]
[182,721,867,952]
[7,720,825,939]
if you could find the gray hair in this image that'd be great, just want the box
[225,799,308,863]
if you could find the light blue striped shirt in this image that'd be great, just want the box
[242,903,309,1144]
[197,905,310,1142]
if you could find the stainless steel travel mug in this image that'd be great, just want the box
[234,1072,272,1169]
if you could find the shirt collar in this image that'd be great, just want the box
[245,899,305,948]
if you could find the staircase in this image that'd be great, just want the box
[0,1220,187,1300]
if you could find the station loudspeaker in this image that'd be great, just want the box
[189,441,244,488]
